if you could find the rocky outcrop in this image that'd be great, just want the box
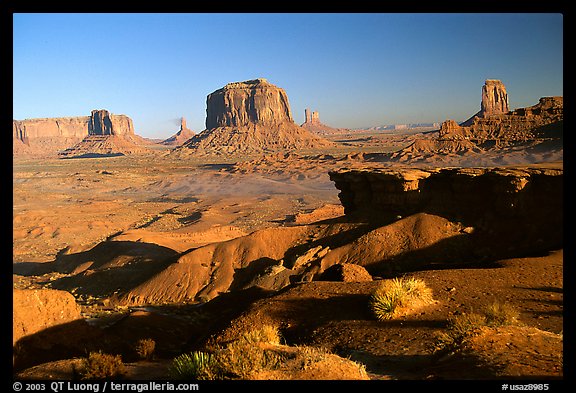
[177,79,335,156]
[14,110,139,156]
[300,108,348,135]
[329,165,563,258]
[206,79,294,128]
[57,109,152,158]
[480,79,509,117]
[443,96,563,142]
[394,80,563,165]
[161,117,195,146]
[88,109,135,136]
[461,79,509,126]
[13,289,82,346]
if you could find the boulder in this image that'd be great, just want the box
[320,263,373,282]
[13,289,82,346]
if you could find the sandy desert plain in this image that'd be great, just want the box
[12,79,564,382]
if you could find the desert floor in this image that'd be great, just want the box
[12,135,563,381]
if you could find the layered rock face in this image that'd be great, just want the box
[13,117,89,141]
[14,110,137,156]
[178,79,334,156]
[329,165,563,258]
[58,110,149,158]
[205,78,294,129]
[440,96,563,142]
[88,109,135,136]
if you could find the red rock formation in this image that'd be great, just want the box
[13,289,82,346]
[301,108,348,135]
[480,79,509,117]
[161,117,195,146]
[205,78,294,129]
[14,110,138,156]
[177,79,335,156]
[89,109,135,136]
[329,165,563,260]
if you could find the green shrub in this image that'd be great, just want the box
[170,351,217,380]
[370,277,433,320]
[81,351,125,380]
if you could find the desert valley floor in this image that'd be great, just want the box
[12,130,564,381]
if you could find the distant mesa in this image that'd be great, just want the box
[300,108,349,135]
[391,79,563,163]
[174,78,335,156]
[161,117,196,146]
[13,109,151,158]
[58,109,151,158]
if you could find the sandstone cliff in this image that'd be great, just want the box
[206,79,294,128]
[14,109,140,157]
[480,79,509,116]
[441,96,563,142]
[461,79,509,126]
[88,109,135,136]
[13,289,82,346]
[177,79,335,156]
[329,165,563,262]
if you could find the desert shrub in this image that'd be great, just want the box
[215,325,284,379]
[216,339,284,379]
[170,351,218,380]
[436,302,521,351]
[370,277,433,320]
[80,351,125,380]
[484,302,520,327]
[240,324,281,345]
[436,312,486,351]
[135,338,156,360]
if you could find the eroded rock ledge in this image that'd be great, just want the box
[329,164,563,256]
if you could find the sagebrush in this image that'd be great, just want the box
[81,351,125,380]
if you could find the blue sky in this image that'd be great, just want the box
[13,13,563,139]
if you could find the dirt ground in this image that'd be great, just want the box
[12,135,565,382]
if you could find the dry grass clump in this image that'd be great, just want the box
[135,338,156,360]
[436,302,521,352]
[80,351,125,380]
[370,277,433,320]
[484,302,520,326]
[170,324,367,380]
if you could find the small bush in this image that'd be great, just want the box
[370,277,433,320]
[484,302,520,327]
[215,325,284,379]
[170,351,217,380]
[436,312,486,351]
[135,338,156,361]
[81,351,125,380]
[241,324,281,345]
[436,302,521,352]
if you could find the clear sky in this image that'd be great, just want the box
[13,13,563,139]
